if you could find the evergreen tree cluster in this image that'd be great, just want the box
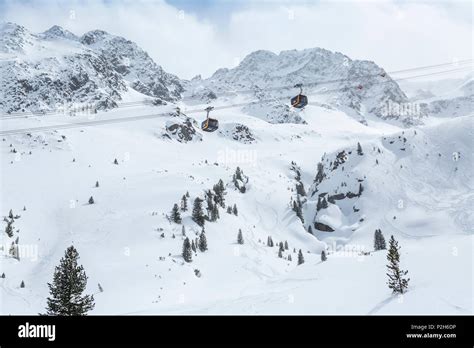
[182,230,208,262]
[290,162,306,224]
[232,167,249,193]
[374,229,386,251]
[3,209,20,238]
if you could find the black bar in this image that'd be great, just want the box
[0,315,472,346]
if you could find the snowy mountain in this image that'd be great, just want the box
[0,23,472,316]
[0,23,183,113]
[185,48,417,126]
[400,74,474,118]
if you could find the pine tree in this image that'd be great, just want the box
[210,204,220,221]
[278,242,284,258]
[314,162,325,184]
[182,237,192,263]
[308,225,313,234]
[191,240,196,252]
[213,179,226,208]
[20,280,25,288]
[181,225,186,236]
[321,250,327,262]
[297,249,305,265]
[386,235,410,294]
[227,206,232,214]
[358,183,364,196]
[181,194,188,211]
[284,241,289,250]
[186,191,190,198]
[98,283,104,292]
[192,198,205,227]
[171,204,182,224]
[357,142,364,155]
[232,204,238,216]
[4,218,14,238]
[95,181,99,188]
[374,229,386,251]
[1,272,5,278]
[288,255,292,261]
[113,158,118,165]
[237,229,244,245]
[267,236,274,247]
[45,246,95,315]
[198,231,208,252]
[88,196,95,205]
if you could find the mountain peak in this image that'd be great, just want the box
[80,29,111,45]
[41,25,78,41]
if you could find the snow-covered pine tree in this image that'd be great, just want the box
[357,142,364,155]
[95,181,99,188]
[198,231,208,252]
[237,229,244,245]
[308,225,313,234]
[297,249,305,265]
[1,273,5,278]
[232,204,238,216]
[321,250,327,262]
[213,179,226,208]
[210,203,219,221]
[314,162,325,184]
[4,218,14,238]
[113,158,118,165]
[267,236,274,247]
[374,229,386,251]
[284,241,289,250]
[20,280,25,288]
[278,248,283,258]
[88,196,95,204]
[171,203,182,224]
[180,194,188,211]
[227,206,232,214]
[191,240,196,252]
[181,225,186,236]
[45,246,95,315]
[386,235,410,294]
[182,237,192,263]
[192,198,205,227]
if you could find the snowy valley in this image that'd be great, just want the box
[0,23,472,315]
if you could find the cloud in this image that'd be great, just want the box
[0,0,472,79]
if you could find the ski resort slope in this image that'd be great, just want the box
[0,100,472,315]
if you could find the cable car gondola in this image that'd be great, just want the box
[291,83,308,109]
[201,106,219,132]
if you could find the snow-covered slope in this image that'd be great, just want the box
[0,23,183,114]
[1,99,471,314]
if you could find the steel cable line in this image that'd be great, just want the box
[1,59,471,120]
[0,65,472,135]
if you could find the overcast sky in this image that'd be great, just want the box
[0,0,472,79]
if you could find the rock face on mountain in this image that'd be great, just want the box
[0,23,183,114]
[186,48,418,126]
